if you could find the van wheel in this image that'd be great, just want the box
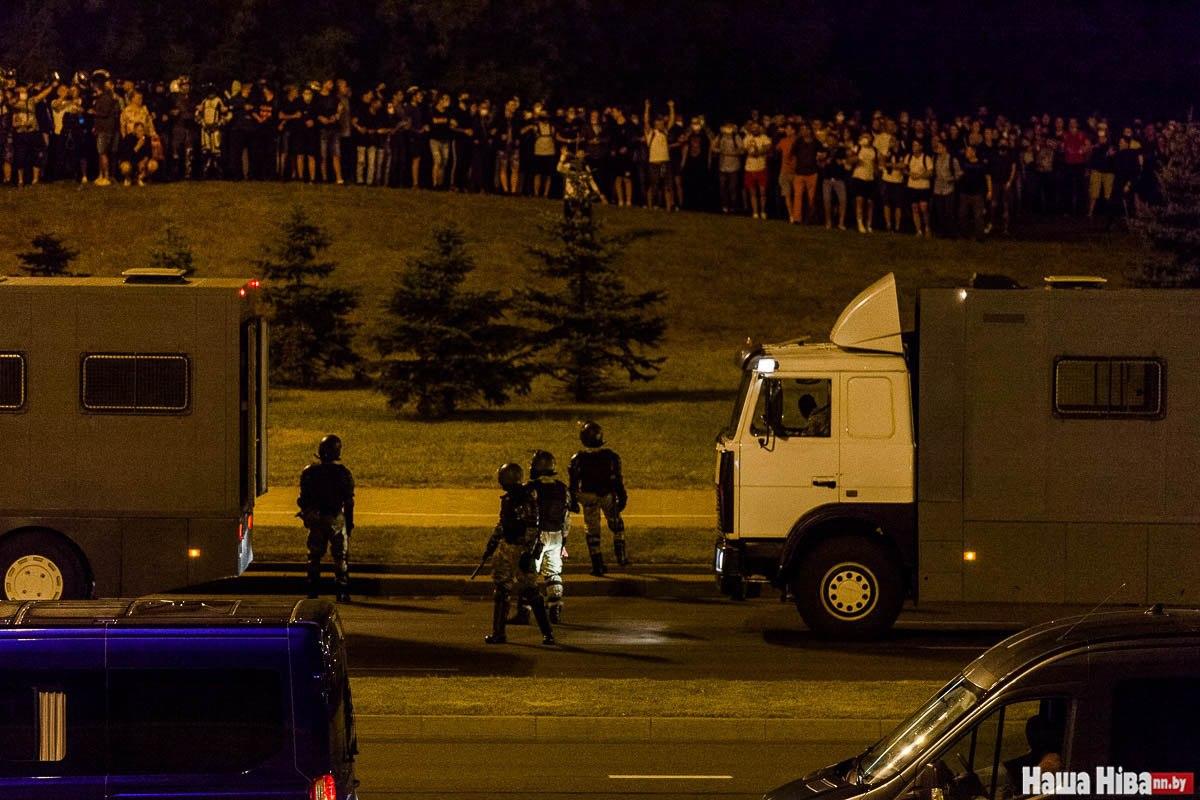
[793,537,903,639]
[0,532,90,601]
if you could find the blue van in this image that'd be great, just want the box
[0,598,358,800]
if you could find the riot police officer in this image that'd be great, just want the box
[528,450,571,623]
[483,462,555,646]
[298,434,355,603]
[568,421,629,576]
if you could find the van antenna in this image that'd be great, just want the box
[1056,581,1127,642]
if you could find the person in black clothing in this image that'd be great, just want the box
[987,137,1017,235]
[481,463,555,646]
[525,450,571,624]
[451,92,474,190]
[958,144,992,241]
[568,421,629,576]
[298,434,356,603]
[117,121,158,186]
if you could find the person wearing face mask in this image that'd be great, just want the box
[10,80,56,186]
[679,115,712,211]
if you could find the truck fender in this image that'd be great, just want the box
[773,504,911,592]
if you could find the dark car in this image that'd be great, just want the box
[0,598,358,800]
[766,606,1200,800]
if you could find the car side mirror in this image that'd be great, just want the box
[901,763,941,800]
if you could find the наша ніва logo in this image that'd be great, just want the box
[1023,768,1194,796]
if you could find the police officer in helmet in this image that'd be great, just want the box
[482,462,555,646]
[569,421,629,576]
[525,450,571,624]
[298,434,355,603]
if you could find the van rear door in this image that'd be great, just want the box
[0,630,105,798]
[104,628,301,799]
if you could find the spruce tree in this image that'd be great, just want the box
[255,206,359,387]
[1131,121,1200,287]
[519,213,667,402]
[150,224,197,276]
[375,225,534,418]
[17,233,79,277]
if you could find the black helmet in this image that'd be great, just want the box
[497,462,524,490]
[317,434,342,462]
[530,450,557,478]
[579,420,604,448]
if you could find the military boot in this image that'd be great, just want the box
[484,592,508,645]
[590,553,608,577]
[614,540,630,568]
[530,596,556,646]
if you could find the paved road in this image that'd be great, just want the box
[338,596,1017,680]
[255,487,711,528]
[355,738,857,798]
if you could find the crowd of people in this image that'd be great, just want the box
[0,68,1175,238]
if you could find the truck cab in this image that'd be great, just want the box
[715,274,916,636]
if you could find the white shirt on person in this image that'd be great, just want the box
[851,144,877,181]
[906,153,933,189]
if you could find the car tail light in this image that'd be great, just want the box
[237,522,245,542]
[247,513,253,530]
[310,774,336,800]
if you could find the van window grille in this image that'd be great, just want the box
[1054,357,1163,419]
[81,354,190,413]
[0,353,25,411]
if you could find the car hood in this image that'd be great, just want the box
[763,760,867,800]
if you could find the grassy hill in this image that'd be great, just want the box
[0,183,1142,488]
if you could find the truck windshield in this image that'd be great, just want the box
[723,371,753,439]
[857,677,980,784]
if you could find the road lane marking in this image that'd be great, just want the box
[608,775,733,780]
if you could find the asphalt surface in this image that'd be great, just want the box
[355,739,857,799]
[337,595,1018,680]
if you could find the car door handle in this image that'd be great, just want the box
[812,478,837,489]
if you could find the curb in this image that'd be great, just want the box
[186,570,720,598]
[355,714,904,743]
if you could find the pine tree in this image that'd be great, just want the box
[519,213,667,402]
[16,232,79,277]
[1130,121,1200,287]
[150,224,197,276]
[255,206,359,387]
[375,225,535,419]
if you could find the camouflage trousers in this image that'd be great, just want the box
[577,492,625,557]
[305,512,349,593]
[492,541,539,601]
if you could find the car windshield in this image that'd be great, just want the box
[858,677,981,784]
[723,371,754,439]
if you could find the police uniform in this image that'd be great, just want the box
[569,425,628,576]
[297,439,355,602]
[529,470,571,624]
[485,469,555,646]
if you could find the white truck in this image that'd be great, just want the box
[713,273,1200,636]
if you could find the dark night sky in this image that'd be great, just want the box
[3,0,1198,118]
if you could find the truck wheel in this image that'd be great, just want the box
[0,532,90,601]
[792,537,903,639]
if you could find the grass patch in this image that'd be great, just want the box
[253,524,710,565]
[350,676,942,719]
[1,184,1143,489]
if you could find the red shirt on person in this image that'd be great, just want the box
[1062,130,1090,165]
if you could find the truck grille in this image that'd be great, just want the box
[716,451,734,533]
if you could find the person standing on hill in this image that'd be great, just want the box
[298,434,355,603]
[569,421,628,576]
